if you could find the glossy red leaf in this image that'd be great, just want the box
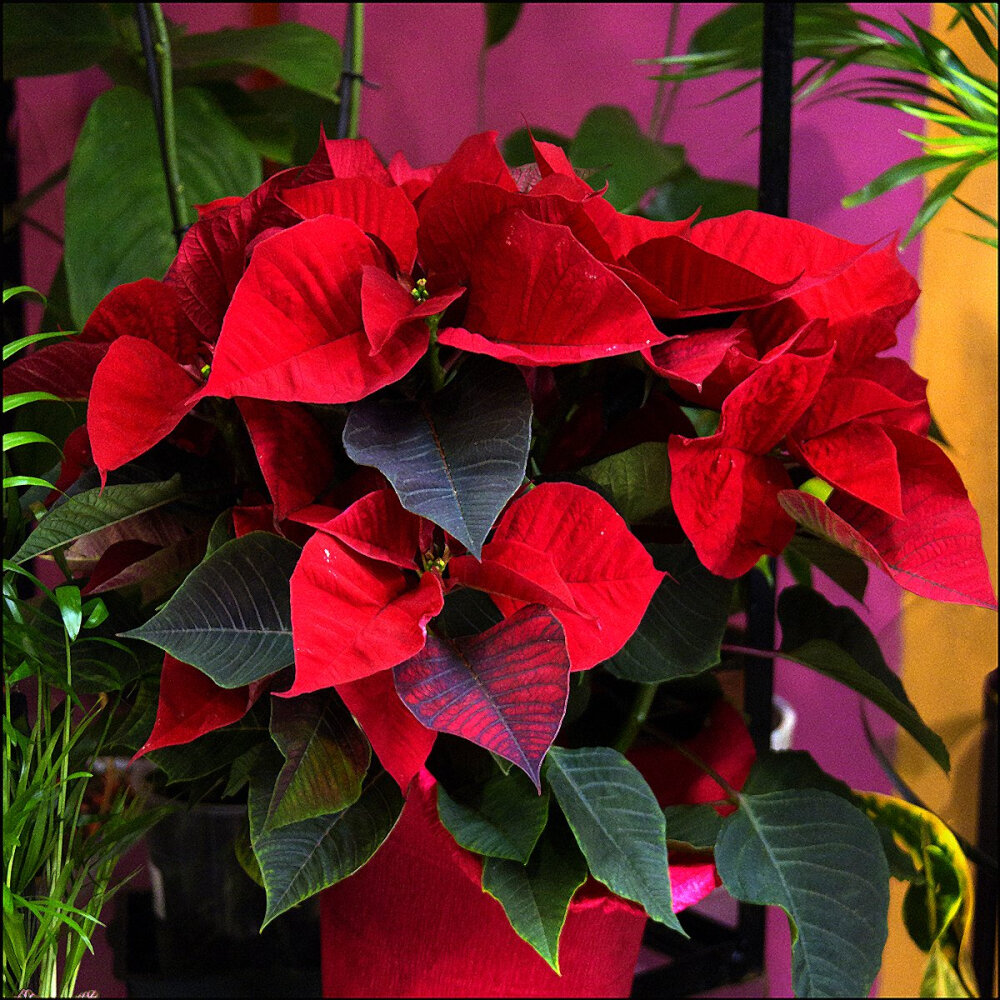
[448,539,582,615]
[643,327,746,390]
[669,439,796,578]
[337,670,437,792]
[280,177,419,273]
[781,431,996,609]
[485,483,664,669]
[791,421,903,518]
[321,136,394,184]
[204,217,426,403]
[718,349,832,455]
[237,399,337,522]
[360,267,463,355]
[87,336,202,480]
[323,489,424,569]
[848,357,930,435]
[3,341,109,401]
[288,533,445,693]
[393,604,570,788]
[387,150,442,202]
[81,277,204,362]
[440,211,664,365]
[136,654,264,756]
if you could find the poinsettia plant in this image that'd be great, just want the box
[5,124,995,997]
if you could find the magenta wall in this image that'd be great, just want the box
[15,5,930,997]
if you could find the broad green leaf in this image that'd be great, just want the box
[205,508,235,557]
[53,585,82,642]
[2,3,117,78]
[481,814,587,973]
[484,3,524,47]
[66,86,261,326]
[784,534,869,603]
[742,750,853,801]
[436,767,549,862]
[501,127,572,167]
[264,691,371,833]
[607,543,734,683]
[249,768,403,928]
[124,532,299,688]
[173,23,342,100]
[12,476,184,564]
[544,745,683,932]
[579,442,671,524]
[568,106,686,211]
[235,85,341,166]
[858,792,977,998]
[343,357,532,559]
[197,82,299,164]
[643,171,757,222]
[662,803,722,851]
[716,787,889,998]
[778,587,949,771]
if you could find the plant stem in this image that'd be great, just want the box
[614,682,659,753]
[722,643,777,660]
[647,723,741,806]
[648,3,682,140]
[427,320,446,393]
[136,3,188,245]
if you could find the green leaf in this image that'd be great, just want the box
[249,768,403,928]
[65,86,261,326]
[264,691,371,833]
[481,813,587,973]
[3,285,46,306]
[579,442,671,524]
[501,127,572,167]
[778,587,949,772]
[607,543,734,683]
[197,82,299,165]
[3,392,63,415]
[568,106,686,211]
[343,357,532,559]
[544,745,683,933]
[173,23,342,100]
[742,750,853,801]
[484,3,524,47]
[784,534,869,603]
[2,3,117,78]
[716,787,889,998]
[124,532,299,688]
[662,803,722,851]
[11,476,184,564]
[53,585,82,642]
[437,767,549,863]
[643,171,757,222]
[3,329,71,363]
[235,85,341,166]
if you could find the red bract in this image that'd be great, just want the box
[286,482,660,786]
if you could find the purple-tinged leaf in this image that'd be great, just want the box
[393,605,569,788]
[342,357,532,558]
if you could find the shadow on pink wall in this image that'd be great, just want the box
[14,5,930,997]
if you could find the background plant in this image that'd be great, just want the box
[650,2,998,246]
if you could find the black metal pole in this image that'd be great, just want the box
[739,1,795,980]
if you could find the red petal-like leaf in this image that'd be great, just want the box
[204,217,426,403]
[441,211,664,365]
[324,489,424,569]
[136,654,263,756]
[791,421,903,518]
[87,336,202,480]
[81,277,204,363]
[848,358,930,435]
[670,439,796,579]
[387,150,442,202]
[360,267,462,355]
[237,399,337,522]
[643,327,745,389]
[393,604,570,788]
[3,341,109,401]
[448,539,581,615]
[83,533,207,603]
[337,671,436,792]
[288,534,444,693]
[718,349,832,454]
[780,431,996,609]
[280,177,419,273]
[486,483,664,669]
[322,137,394,184]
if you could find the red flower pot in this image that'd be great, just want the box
[320,702,755,998]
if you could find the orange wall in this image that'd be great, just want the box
[879,6,998,997]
